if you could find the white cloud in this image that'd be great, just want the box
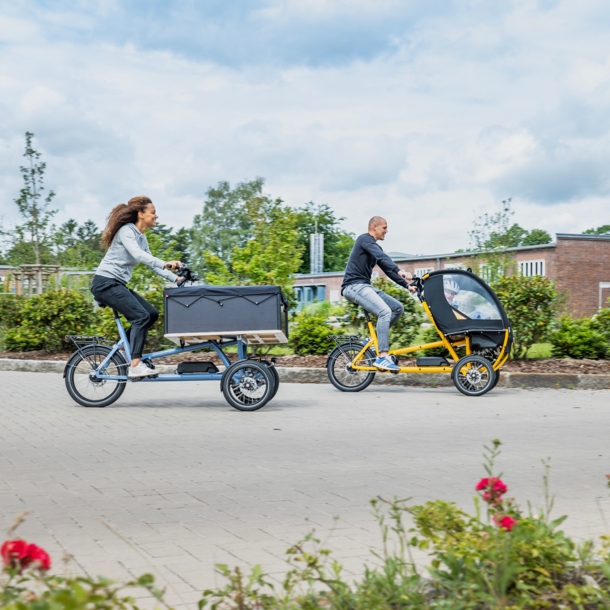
[1,0,610,256]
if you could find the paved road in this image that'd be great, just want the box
[1,372,609,607]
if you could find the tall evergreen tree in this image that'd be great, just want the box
[9,132,58,265]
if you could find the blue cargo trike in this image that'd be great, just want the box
[64,267,288,411]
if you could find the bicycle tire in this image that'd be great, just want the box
[65,345,127,408]
[221,360,274,411]
[452,355,494,397]
[267,364,280,400]
[327,343,376,392]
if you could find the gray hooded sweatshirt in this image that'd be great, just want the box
[96,223,178,285]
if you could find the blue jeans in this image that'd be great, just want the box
[342,283,404,352]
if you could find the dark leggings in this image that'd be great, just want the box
[91,275,159,359]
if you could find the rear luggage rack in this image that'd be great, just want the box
[65,335,115,350]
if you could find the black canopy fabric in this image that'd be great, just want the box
[423,270,509,336]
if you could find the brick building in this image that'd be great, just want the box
[294,233,610,317]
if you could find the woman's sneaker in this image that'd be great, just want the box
[374,356,400,371]
[128,362,156,378]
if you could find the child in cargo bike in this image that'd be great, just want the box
[91,196,183,378]
[341,216,416,372]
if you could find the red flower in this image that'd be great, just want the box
[26,545,51,571]
[494,514,517,531]
[1,540,29,569]
[1,540,51,572]
[475,477,507,495]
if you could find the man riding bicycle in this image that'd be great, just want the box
[342,216,415,372]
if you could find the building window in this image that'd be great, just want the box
[444,263,465,270]
[414,267,434,277]
[519,260,545,277]
[330,290,340,303]
[478,264,505,283]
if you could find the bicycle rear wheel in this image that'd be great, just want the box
[327,343,376,392]
[65,345,127,407]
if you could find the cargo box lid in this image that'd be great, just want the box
[164,284,287,307]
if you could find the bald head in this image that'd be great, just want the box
[368,216,386,230]
[368,216,388,241]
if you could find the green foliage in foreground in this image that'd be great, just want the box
[3,441,610,609]
[0,571,165,610]
[199,442,610,610]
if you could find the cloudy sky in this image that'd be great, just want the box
[1,0,609,255]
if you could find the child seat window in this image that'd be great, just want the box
[443,275,501,320]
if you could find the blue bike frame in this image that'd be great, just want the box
[93,312,248,382]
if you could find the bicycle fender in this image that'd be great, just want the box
[63,353,81,378]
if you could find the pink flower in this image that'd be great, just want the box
[494,514,517,532]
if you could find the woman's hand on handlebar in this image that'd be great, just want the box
[165,260,183,271]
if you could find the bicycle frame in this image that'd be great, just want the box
[348,307,510,374]
[91,310,248,382]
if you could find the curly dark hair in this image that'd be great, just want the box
[101,196,152,249]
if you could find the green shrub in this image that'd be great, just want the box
[289,310,336,355]
[4,290,95,352]
[593,307,610,340]
[550,316,608,359]
[345,278,423,349]
[492,275,558,359]
[0,295,26,330]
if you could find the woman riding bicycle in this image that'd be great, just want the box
[91,196,182,379]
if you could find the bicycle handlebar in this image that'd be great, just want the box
[170,265,199,288]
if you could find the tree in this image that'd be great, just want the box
[583,225,610,235]
[293,202,355,273]
[190,178,263,273]
[53,219,104,268]
[5,133,58,265]
[468,199,552,280]
[203,195,304,308]
[149,223,192,266]
[521,228,552,246]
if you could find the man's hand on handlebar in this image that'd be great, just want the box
[398,270,417,293]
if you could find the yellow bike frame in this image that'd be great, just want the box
[349,302,510,375]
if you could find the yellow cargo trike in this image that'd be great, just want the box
[326,269,512,396]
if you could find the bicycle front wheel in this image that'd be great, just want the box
[65,345,127,408]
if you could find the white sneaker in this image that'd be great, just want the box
[128,362,155,378]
